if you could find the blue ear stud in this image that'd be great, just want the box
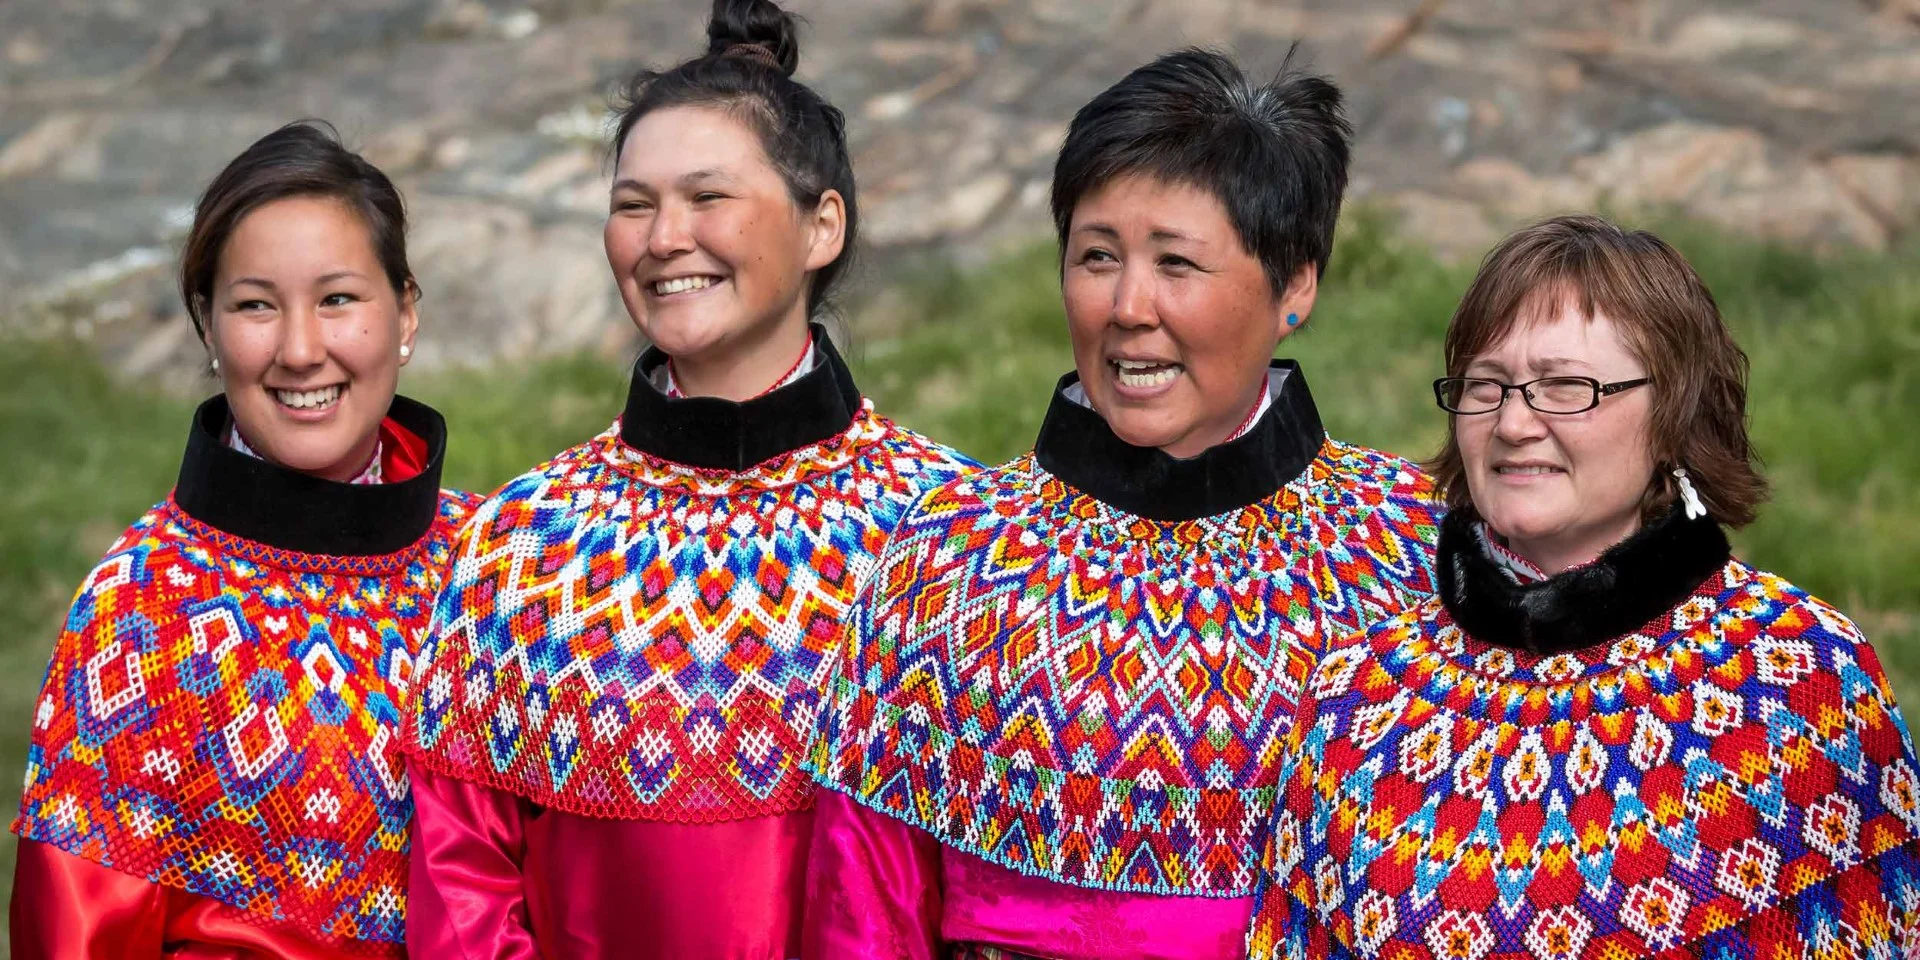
[1286,313,1300,327]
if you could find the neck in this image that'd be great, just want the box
[667,315,813,402]
[1157,378,1268,459]
[1505,515,1643,576]
[231,423,383,484]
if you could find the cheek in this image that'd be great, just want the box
[1061,273,1111,342]
[333,309,403,379]
[603,221,644,274]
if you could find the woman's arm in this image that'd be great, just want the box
[406,765,543,960]
[802,790,944,960]
[9,839,166,960]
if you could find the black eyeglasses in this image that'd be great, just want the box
[1433,376,1653,415]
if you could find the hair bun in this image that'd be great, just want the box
[706,0,801,77]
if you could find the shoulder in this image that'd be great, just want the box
[866,417,985,481]
[1319,440,1441,512]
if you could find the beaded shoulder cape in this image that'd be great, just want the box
[405,405,978,822]
[11,397,478,956]
[807,438,1442,897]
[1248,512,1920,958]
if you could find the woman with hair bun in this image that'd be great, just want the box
[9,121,478,959]
[401,1,977,956]
[1247,215,1920,958]
[804,49,1440,959]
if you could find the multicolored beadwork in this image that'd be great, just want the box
[12,492,477,954]
[1248,563,1920,958]
[809,440,1441,897]
[405,406,977,822]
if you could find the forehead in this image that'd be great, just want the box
[1470,292,1642,370]
[1070,173,1232,239]
[218,195,377,275]
[615,105,775,183]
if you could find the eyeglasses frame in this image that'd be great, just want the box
[1432,375,1653,415]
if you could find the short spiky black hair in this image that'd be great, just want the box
[1050,47,1352,296]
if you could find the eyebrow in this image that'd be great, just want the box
[228,277,277,292]
[317,270,369,285]
[611,168,740,194]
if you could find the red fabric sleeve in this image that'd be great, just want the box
[406,765,542,960]
[802,791,944,960]
[10,839,166,960]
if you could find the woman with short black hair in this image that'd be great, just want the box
[1246,215,1920,958]
[804,49,1441,958]
[400,1,976,956]
[9,121,478,959]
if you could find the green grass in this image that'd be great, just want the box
[0,213,1916,930]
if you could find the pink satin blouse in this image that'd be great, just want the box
[407,766,812,959]
[803,792,1253,960]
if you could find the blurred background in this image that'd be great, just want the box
[2,0,1917,942]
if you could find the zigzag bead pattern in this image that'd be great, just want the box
[808,440,1442,897]
[405,405,978,822]
[1248,565,1920,958]
[12,493,478,955]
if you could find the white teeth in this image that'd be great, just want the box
[1114,360,1180,389]
[652,276,718,296]
[274,385,342,410]
[1498,465,1562,475]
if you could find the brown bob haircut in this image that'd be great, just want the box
[1428,214,1768,528]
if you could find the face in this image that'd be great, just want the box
[1456,298,1656,571]
[1062,175,1315,458]
[605,105,844,369]
[208,195,416,482]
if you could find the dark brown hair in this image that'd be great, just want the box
[1428,214,1768,527]
[608,0,855,315]
[180,120,416,342]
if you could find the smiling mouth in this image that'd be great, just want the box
[1112,359,1181,389]
[274,385,344,411]
[651,275,722,297]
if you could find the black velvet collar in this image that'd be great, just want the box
[173,394,449,557]
[619,323,862,471]
[1437,505,1732,654]
[1033,359,1326,522]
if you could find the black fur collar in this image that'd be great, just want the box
[174,394,448,557]
[1437,505,1732,654]
[619,323,862,471]
[1033,359,1326,522]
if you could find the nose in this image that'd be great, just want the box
[1491,389,1550,445]
[1112,263,1156,329]
[646,200,696,261]
[276,302,327,371]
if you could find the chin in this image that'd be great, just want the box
[1101,408,1195,452]
[1477,501,1573,545]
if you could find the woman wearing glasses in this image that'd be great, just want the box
[1246,214,1920,958]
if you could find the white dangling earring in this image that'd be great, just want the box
[399,344,413,359]
[1674,467,1707,520]
[209,356,220,373]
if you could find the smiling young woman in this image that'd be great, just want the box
[1245,216,1920,959]
[397,2,977,957]
[8,122,479,959]
[801,50,1443,959]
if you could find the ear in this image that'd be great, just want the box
[397,281,421,367]
[802,189,848,273]
[1271,263,1320,344]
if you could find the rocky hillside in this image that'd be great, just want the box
[3,0,1916,382]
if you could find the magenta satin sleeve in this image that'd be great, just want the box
[406,765,542,960]
[803,791,944,960]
